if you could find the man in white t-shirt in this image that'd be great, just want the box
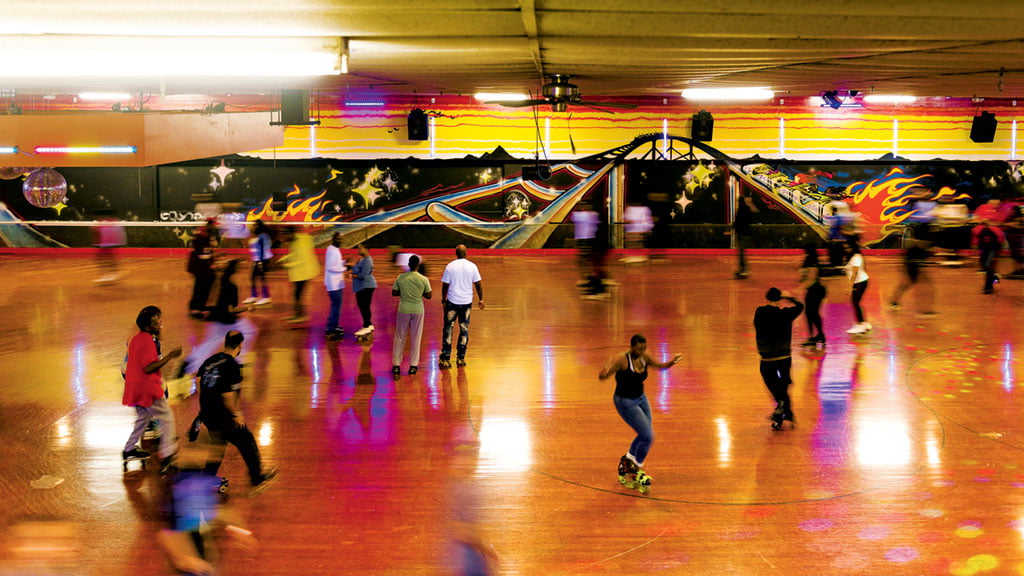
[439,244,484,368]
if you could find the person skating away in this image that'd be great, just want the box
[798,244,827,348]
[123,306,183,473]
[598,334,681,492]
[392,255,432,376]
[279,226,319,323]
[180,259,258,376]
[439,245,484,368]
[195,330,276,489]
[324,232,348,339]
[843,239,872,334]
[754,288,804,430]
[243,219,273,306]
[890,238,935,313]
[973,222,1006,294]
[351,243,378,338]
[733,190,758,278]
[187,219,219,318]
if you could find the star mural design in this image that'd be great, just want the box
[675,194,693,213]
[684,162,717,195]
[52,201,68,215]
[210,160,235,187]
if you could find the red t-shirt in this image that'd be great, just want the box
[122,331,164,407]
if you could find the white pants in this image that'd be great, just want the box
[124,397,177,459]
[393,312,425,366]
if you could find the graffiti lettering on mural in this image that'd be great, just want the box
[160,211,206,222]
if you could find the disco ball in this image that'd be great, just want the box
[22,168,67,208]
[0,166,28,180]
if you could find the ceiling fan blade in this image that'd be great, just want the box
[485,99,549,107]
[576,99,637,109]
[574,101,620,114]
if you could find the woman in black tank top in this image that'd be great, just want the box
[598,334,682,491]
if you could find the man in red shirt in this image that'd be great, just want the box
[123,306,182,470]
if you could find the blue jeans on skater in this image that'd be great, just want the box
[440,302,471,360]
[327,289,342,332]
[613,394,654,465]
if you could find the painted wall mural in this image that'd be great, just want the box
[0,136,1022,249]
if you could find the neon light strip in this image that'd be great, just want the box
[35,146,137,154]
[344,101,385,107]
[0,146,16,154]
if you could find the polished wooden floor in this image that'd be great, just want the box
[2,250,1024,575]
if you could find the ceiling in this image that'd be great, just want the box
[6,0,1024,103]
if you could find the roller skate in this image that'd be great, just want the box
[218,476,230,494]
[142,420,161,441]
[770,406,785,431]
[354,325,374,342]
[121,447,150,471]
[438,358,452,369]
[617,455,653,494]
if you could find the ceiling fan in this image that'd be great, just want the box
[489,74,637,113]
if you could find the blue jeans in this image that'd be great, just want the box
[441,302,471,360]
[327,289,342,332]
[613,394,654,465]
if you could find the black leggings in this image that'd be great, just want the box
[355,288,375,327]
[851,280,868,323]
[759,357,793,417]
[804,282,826,338]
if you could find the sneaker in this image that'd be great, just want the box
[408,366,418,375]
[365,324,375,333]
[392,366,401,376]
[242,296,258,304]
[122,447,150,460]
[456,358,467,367]
[255,297,272,306]
[438,359,451,369]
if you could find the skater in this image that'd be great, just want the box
[351,243,378,338]
[571,201,600,283]
[324,232,347,339]
[195,330,276,488]
[122,305,182,471]
[187,219,219,318]
[180,259,258,375]
[243,219,273,306]
[439,245,484,368]
[598,334,682,492]
[890,238,935,313]
[753,288,804,430]
[733,190,757,278]
[280,226,319,323]
[798,244,827,347]
[843,239,872,334]
[392,254,432,376]
[973,221,1005,294]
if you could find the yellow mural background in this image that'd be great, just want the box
[248,100,1023,162]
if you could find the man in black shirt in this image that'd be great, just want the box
[753,287,804,430]
[197,330,275,487]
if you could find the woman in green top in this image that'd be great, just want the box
[391,255,432,376]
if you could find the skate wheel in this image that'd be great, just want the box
[638,485,649,494]
[618,476,628,485]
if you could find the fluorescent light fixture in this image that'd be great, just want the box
[35,146,137,154]
[863,94,917,104]
[681,87,774,101]
[79,92,132,101]
[474,92,530,102]
[0,35,344,77]
[0,146,16,154]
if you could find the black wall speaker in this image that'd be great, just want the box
[280,89,310,125]
[970,111,997,143]
[691,110,714,141]
[408,108,429,141]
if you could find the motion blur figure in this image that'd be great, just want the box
[91,209,126,284]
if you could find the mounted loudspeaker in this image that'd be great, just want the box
[408,108,429,141]
[691,110,714,141]
[280,90,310,125]
[970,111,997,143]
